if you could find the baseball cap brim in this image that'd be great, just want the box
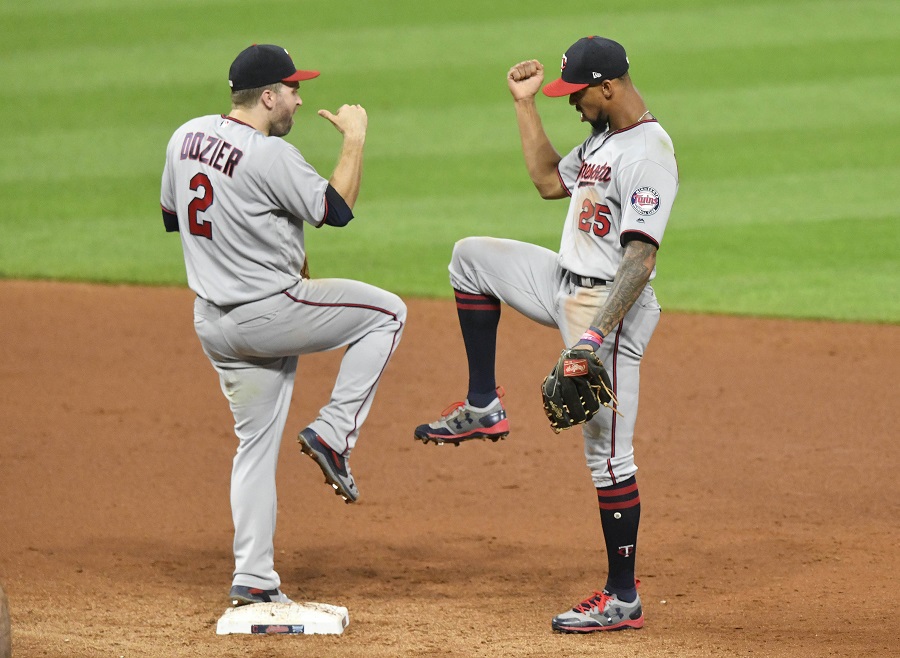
[542,78,589,97]
[283,69,320,83]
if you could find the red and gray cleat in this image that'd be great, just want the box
[551,589,644,633]
[298,428,359,503]
[229,585,293,607]
[414,389,509,446]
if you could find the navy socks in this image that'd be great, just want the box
[454,289,501,407]
[597,476,641,602]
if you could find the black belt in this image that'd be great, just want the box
[563,269,608,288]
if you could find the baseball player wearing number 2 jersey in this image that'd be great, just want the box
[414,36,678,632]
[161,44,406,607]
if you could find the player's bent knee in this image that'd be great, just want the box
[376,289,405,319]
[391,295,408,326]
[374,292,406,338]
[449,237,495,291]
[450,236,492,265]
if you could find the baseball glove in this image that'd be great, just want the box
[541,348,619,433]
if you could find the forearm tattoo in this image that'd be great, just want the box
[595,241,657,336]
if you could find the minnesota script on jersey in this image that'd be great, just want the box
[556,120,679,281]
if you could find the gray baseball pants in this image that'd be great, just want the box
[193,277,406,590]
[448,237,660,487]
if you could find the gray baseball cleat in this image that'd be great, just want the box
[414,390,509,446]
[551,589,644,633]
[298,428,359,503]
[229,585,293,607]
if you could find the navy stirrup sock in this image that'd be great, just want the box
[597,476,641,603]
[454,289,501,407]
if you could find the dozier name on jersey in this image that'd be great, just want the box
[179,130,244,178]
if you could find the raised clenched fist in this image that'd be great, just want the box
[507,60,545,100]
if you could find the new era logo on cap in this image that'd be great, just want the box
[543,36,629,97]
[228,44,320,92]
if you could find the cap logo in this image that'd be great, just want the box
[592,72,602,79]
[631,187,660,216]
[560,54,568,71]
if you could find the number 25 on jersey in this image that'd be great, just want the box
[578,199,611,238]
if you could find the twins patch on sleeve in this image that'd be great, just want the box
[630,187,660,216]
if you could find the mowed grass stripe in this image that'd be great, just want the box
[674,165,900,228]
[4,0,896,90]
[649,37,900,92]
[682,127,899,178]
[656,76,900,136]
[656,216,899,322]
[615,0,899,53]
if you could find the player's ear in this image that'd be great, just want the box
[260,88,277,110]
[601,80,615,100]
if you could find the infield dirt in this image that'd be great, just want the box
[0,280,897,657]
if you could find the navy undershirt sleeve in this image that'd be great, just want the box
[162,209,179,232]
[621,231,659,249]
[322,185,354,227]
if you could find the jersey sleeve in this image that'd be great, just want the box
[556,143,583,197]
[617,158,678,249]
[263,144,329,226]
[160,134,178,216]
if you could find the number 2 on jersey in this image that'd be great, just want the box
[578,199,611,238]
[188,173,214,240]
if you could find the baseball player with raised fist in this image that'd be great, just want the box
[161,44,406,607]
[414,36,678,631]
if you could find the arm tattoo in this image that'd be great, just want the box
[594,240,657,336]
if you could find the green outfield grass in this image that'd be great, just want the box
[1,0,897,322]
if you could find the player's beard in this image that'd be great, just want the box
[587,109,609,134]
[269,112,294,137]
[269,97,295,137]
[577,103,608,134]
[589,117,609,134]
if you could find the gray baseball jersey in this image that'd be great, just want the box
[161,112,406,593]
[557,120,678,280]
[161,114,326,306]
[447,117,678,487]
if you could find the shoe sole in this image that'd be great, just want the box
[298,434,358,503]
[230,594,268,607]
[230,596,294,607]
[229,589,293,607]
[551,618,644,633]
[414,431,509,447]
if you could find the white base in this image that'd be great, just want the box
[216,601,349,635]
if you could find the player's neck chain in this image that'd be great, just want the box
[636,110,652,123]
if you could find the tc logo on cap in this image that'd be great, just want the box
[560,54,568,71]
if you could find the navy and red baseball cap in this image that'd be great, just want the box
[228,44,320,91]
[542,36,629,97]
